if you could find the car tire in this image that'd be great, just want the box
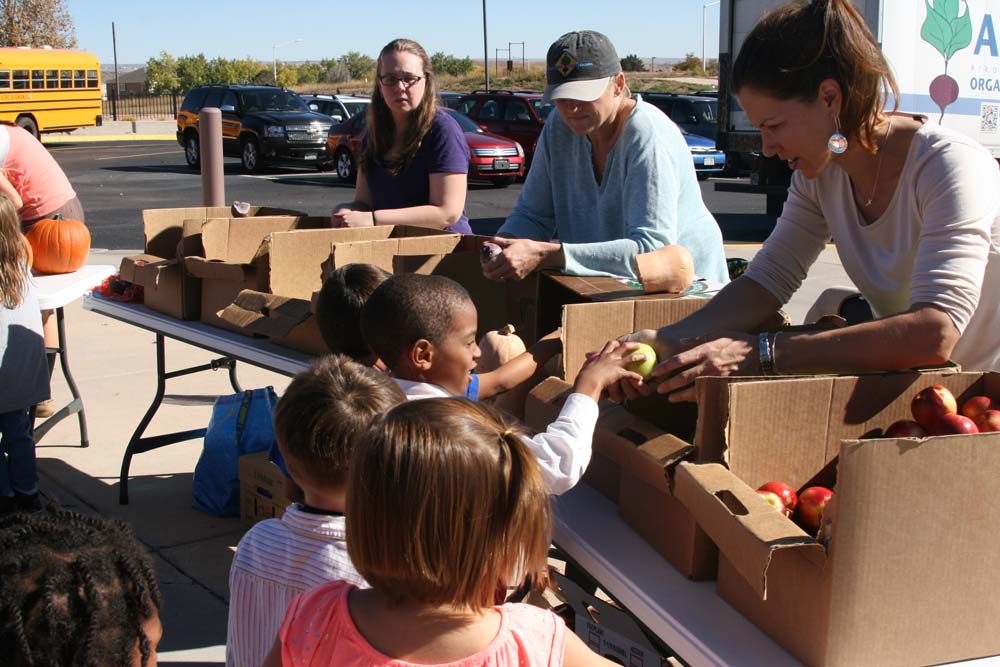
[335,148,356,182]
[241,137,261,174]
[184,132,200,169]
[16,116,39,140]
[491,176,515,188]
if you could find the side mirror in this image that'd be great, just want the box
[332,114,344,122]
[220,104,236,112]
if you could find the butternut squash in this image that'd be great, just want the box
[634,244,695,294]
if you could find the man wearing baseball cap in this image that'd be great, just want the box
[484,30,728,288]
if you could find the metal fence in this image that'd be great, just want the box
[104,93,179,121]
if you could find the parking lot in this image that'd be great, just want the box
[49,140,776,250]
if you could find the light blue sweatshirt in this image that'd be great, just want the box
[498,99,729,285]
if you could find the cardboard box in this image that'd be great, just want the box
[537,272,703,338]
[120,206,304,320]
[395,251,540,344]
[183,216,330,329]
[216,290,329,356]
[673,371,1000,666]
[323,231,482,276]
[238,450,291,526]
[550,572,670,667]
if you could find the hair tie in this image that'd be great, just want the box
[502,429,513,438]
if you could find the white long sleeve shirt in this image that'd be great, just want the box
[394,378,598,495]
[745,122,1000,371]
[226,505,365,667]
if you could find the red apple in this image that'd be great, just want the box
[796,486,833,533]
[756,490,789,516]
[961,395,995,421]
[911,385,958,430]
[883,419,928,438]
[757,481,798,513]
[930,413,979,435]
[974,410,1000,433]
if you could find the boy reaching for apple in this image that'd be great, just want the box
[360,273,646,494]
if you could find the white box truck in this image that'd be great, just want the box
[716,0,1000,215]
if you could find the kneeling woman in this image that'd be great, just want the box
[332,38,471,234]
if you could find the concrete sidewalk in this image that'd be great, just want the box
[34,245,855,665]
[44,119,177,143]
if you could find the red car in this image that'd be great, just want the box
[456,91,552,167]
[325,108,525,187]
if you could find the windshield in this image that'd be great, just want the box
[240,90,309,113]
[446,109,483,133]
[531,99,554,121]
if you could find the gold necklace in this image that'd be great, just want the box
[864,115,894,208]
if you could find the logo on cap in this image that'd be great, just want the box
[552,50,595,78]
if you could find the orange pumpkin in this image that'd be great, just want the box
[25,217,90,274]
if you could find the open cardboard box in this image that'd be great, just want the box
[322,232,486,277]
[216,289,328,356]
[395,251,540,344]
[119,205,303,320]
[182,216,330,330]
[672,370,1000,666]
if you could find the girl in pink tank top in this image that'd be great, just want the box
[263,398,619,667]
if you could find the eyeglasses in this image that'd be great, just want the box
[377,73,424,88]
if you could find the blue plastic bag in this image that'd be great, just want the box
[192,387,278,516]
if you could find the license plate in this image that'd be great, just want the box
[704,157,715,166]
[289,132,322,142]
[303,153,317,160]
[493,158,510,170]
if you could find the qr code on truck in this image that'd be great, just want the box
[981,103,1000,133]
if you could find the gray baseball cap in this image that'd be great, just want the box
[544,30,622,103]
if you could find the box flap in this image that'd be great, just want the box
[674,462,824,599]
[595,405,693,489]
[823,433,1000,663]
[119,254,177,287]
[216,289,313,338]
[329,234,465,273]
[183,256,251,282]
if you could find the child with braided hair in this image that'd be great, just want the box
[0,508,163,667]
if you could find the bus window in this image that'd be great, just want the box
[31,70,44,89]
[0,71,10,90]
[60,70,72,88]
[13,70,28,90]
[86,70,98,88]
[74,69,85,88]
[45,70,57,89]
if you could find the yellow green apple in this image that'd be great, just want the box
[625,343,658,380]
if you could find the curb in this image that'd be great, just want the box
[45,134,176,144]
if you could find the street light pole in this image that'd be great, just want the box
[273,38,303,84]
[703,1,720,74]
[482,0,490,92]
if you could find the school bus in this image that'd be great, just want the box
[0,47,102,139]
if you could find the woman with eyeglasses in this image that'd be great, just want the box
[331,38,471,233]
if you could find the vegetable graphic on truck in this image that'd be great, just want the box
[922,0,973,121]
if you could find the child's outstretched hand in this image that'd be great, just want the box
[573,340,646,403]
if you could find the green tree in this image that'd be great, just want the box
[338,51,376,80]
[431,52,475,77]
[0,0,76,48]
[276,63,298,88]
[176,53,209,90]
[296,61,323,85]
[145,51,179,93]
[676,52,703,74]
[620,54,646,72]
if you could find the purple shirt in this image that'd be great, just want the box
[365,108,471,234]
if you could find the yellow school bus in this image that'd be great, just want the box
[0,47,102,139]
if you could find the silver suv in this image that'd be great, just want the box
[299,93,370,123]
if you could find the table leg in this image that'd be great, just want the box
[118,334,238,505]
[33,306,89,447]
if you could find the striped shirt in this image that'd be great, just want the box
[226,504,365,667]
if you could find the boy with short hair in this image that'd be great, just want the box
[226,355,405,667]
[314,263,390,367]
[361,273,645,494]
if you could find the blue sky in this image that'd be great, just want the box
[66,0,721,66]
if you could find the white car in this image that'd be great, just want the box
[299,93,370,123]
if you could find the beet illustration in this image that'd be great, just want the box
[921,0,973,122]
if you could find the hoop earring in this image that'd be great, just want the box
[828,116,848,154]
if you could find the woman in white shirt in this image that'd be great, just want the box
[621,0,1000,402]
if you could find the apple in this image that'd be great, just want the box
[974,410,1000,433]
[796,486,833,533]
[883,419,928,438]
[930,413,979,435]
[756,490,789,516]
[911,385,958,430]
[961,395,995,421]
[757,481,798,513]
[625,343,658,380]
